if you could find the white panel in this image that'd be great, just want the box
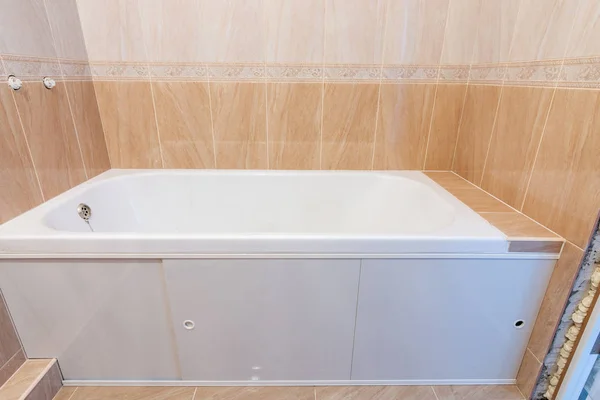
[164,259,360,381]
[351,258,555,380]
[0,260,179,380]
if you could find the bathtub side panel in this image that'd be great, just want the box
[0,260,180,380]
[164,259,361,381]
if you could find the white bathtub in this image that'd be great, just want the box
[0,170,557,386]
[0,170,508,256]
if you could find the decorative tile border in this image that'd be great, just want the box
[1,55,61,81]
[439,65,470,83]
[1,55,599,88]
[381,65,438,83]
[503,59,563,87]
[557,57,600,89]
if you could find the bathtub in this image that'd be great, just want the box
[0,170,557,386]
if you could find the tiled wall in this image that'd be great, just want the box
[0,0,110,386]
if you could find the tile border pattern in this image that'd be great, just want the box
[1,55,598,87]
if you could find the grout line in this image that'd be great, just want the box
[449,171,567,240]
[431,386,440,400]
[314,386,317,400]
[319,0,328,170]
[370,0,389,170]
[262,0,269,170]
[91,80,113,168]
[8,85,46,202]
[421,82,439,170]
[41,0,88,180]
[66,387,79,400]
[450,83,469,170]
[369,76,383,170]
[0,346,21,372]
[205,66,218,169]
[478,84,504,187]
[192,387,197,400]
[515,384,526,400]
[528,347,543,365]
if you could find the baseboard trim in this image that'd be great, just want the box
[63,378,516,387]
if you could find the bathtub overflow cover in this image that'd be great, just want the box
[77,203,92,221]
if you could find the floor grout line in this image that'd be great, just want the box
[66,387,78,400]
[431,385,440,400]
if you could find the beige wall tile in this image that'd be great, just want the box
[509,0,579,62]
[0,294,21,370]
[508,240,563,254]
[139,0,203,62]
[424,84,467,170]
[0,349,25,388]
[433,385,523,400]
[265,0,325,64]
[383,0,449,65]
[94,81,162,168]
[267,83,322,169]
[324,0,386,64]
[0,359,55,400]
[26,361,62,400]
[13,82,86,199]
[153,82,215,169]
[70,387,194,400]
[45,0,88,60]
[516,349,542,399]
[196,387,314,400]
[0,87,43,223]
[322,83,379,169]
[522,89,600,248]
[480,86,554,208]
[471,0,520,64]
[527,242,583,360]
[566,0,600,58]
[423,171,476,191]
[440,0,481,65]
[374,83,436,169]
[65,81,110,178]
[317,386,437,400]
[0,0,56,58]
[198,0,265,63]
[77,0,147,62]
[210,82,267,169]
[449,188,513,213]
[452,84,501,185]
[479,212,559,239]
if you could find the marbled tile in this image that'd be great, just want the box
[566,0,600,58]
[94,81,162,168]
[423,171,477,191]
[448,188,513,213]
[324,0,386,65]
[433,385,523,400]
[0,86,43,223]
[25,361,62,400]
[0,294,21,369]
[440,0,481,65]
[195,387,314,400]
[13,82,86,199]
[508,0,579,62]
[153,81,215,169]
[210,82,267,169]
[64,81,110,178]
[265,0,325,64]
[479,213,559,239]
[322,83,379,169]
[69,387,194,400]
[374,84,436,170]
[317,385,437,400]
[507,241,563,254]
[452,84,502,185]
[52,387,77,400]
[424,84,467,170]
[0,349,26,388]
[383,0,449,65]
[527,242,584,360]
[0,359,55,400]
[267,83,322,169]
[0,0,56,58]
[45,0,88,61]
[516,349,542,399]
[522,88,600,249]
[471,0,520,64]
[480,86,554,208]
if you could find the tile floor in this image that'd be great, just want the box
[52,385,525,400]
